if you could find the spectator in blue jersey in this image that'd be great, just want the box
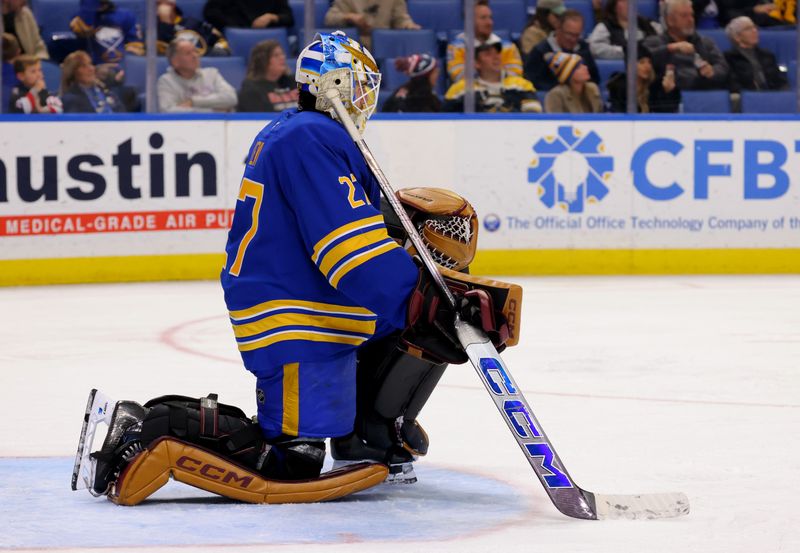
[446,0,523,83]
[203,0,294,31]
[60,50,125,113]
[157,0,231,56]
[382,53,441,113]
[158,38,237,112]
[70,0,144,64]
[237,40,298,112]
[525,9,600,93]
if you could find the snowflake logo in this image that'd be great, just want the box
[528,126,614,213]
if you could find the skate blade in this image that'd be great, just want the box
[71,389,115,494]
[332,459,417,484]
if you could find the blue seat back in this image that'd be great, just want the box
[680,90,731,113]
[595,59,624,87]
[563,0,595,34]
[407,0,463,35]
[488,0,528,35]
[178,0,206,22]
[114,0,146,27]
[124,56,169,92]
[226,28,290,59]
[371,29,437,59]
[289,0,330,36]
[740,90,798,113]
[759,30,797,66]
[33,0,80,37]
[637,0,659,20]
[702,29,731,53]
[203,57,248,89]
[40,60,63,91]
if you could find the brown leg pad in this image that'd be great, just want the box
[110,437,388,505]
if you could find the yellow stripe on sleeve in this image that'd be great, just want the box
[232,311,376,339]
[329,241,400,288]
[318,228,391,276]
[238,329,368,352]
[311,215,384,264]
[281,363,300,436]
[229,299,374,321]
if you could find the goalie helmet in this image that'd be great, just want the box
[295,31,381,133]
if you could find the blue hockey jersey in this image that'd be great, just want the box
[221,109,419,374]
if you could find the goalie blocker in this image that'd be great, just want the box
[331,188,522,481]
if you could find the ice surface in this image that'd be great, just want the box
[1,276,798,553]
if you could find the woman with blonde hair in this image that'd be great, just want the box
[237,40,297,112]
[60,50,125,113]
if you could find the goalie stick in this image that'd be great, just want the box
[323,88,689,520]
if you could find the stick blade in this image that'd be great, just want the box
[592,491,690,520]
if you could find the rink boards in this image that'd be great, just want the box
[1,113,799,285]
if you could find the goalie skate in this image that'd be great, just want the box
[71,389,115,494]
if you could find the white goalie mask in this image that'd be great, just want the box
[295,31,381,133]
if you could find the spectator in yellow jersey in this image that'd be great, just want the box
[444,39,541,112]
[447,0,523,82]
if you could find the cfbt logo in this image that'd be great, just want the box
[479,358,572,489]
[529,126,614,214]
[632,138,800,201]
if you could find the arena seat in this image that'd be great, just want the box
[701,28,731,53]
[563,0,595,33]
[407,0,463,38]
[487,0,528,35]
[33,0,79,39]
[40,60,62,91]
[124,56,169,92]
[595,59,625,87]
[680,90,731,113]
[637,0,659,20]
[226,28,291,58]
[740,90,798,113]
[446,28,512,43]
[202,57,248,89]
[371,29,437,59]
[114,0,146,26]
[759,30,797,67]
[178,0,206,22]
[289,0,330,36]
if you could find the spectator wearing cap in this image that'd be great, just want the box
[324,0,420,50]
[157,0,231,56]
[606,47,680,112]
[642,0,728,90]
[203,0,294,31]
[524,9,600,93]
[447,0,523,82]
[444,40,542,113]
[520,0,564,57]
[2,0,49,59]
[724,16,787,92]
[543,51,602,113]
[237,40,297,112]
[587,0,661,60]
[383,53,441,112]
[158,38,237,112]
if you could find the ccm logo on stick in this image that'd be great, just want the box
[176,455,255,488]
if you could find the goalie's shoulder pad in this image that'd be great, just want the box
[111,437,387,505]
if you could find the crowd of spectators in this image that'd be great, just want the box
[0,0,797,115]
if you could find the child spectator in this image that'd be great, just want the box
[203,0,294,31]
[382,53,441,113]
[70,0,144,64]
[158,38,237,112]
[60,50,126,113]
[8,55,63,113]
[2,0,49,59]
[157,0,231,56]
[543,51,602,113]
[237,40,297,112]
